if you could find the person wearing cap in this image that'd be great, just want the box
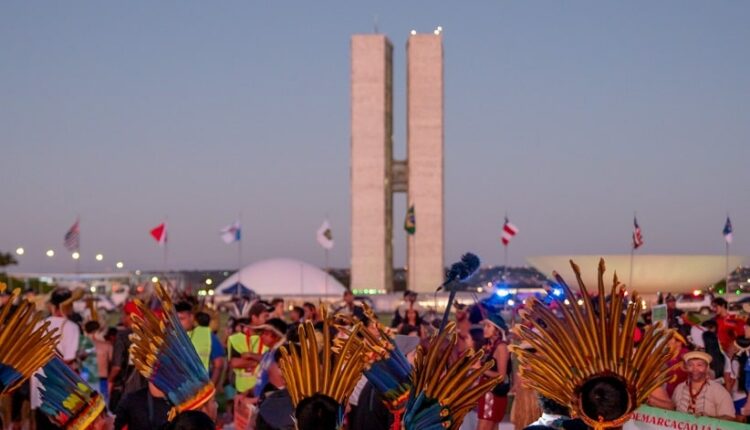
[477,313,511,429]
[252,318,288,398]
[31,287,82,429]
[671,350,735,419]
[665,331,689,397]
[109,301,147,411]
[228,301,271,408]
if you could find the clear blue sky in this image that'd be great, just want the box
[2,1,749,273]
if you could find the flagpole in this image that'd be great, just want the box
[238,212,243,287]
[629,211,636,289]
[324,248,330,297]
[75,215,80,274]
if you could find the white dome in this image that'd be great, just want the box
[216,258,346,297]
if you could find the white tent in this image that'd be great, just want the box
[215,258,346,297]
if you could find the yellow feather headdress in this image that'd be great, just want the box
[403,322,502,430]
[510,259,676,430]
[278,307,366,425]
[0,283,59,394]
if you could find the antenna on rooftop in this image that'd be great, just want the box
[373,14,379,34]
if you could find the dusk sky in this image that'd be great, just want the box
[2,2,749,273]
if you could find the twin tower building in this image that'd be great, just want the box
[350,32,444,294]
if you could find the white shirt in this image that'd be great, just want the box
[723,352,746,401]
[671,379,735,418]
[31,316,81,409]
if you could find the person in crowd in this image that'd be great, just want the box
[270,298,285,320]
[397,307,424,338]
[253,318,288,398]
[176,302,226,387]
[84,320,113,402]
[735,336,750,418]
[665,331,689,397]
[228,302,271,428]
[723,338,748,417]
[255,388,295,430]
[302,302,321,324]
[114,382,171,430]
[477,313,511,430]
[712,297,746,351]
[163,410,216,430]
[336,290,364,316]
[524,395,584,430]
[671,351,735,419]
[391,290,421,328]
[295,393,339,430]
[664,294,687,332]
[109,301,147,411]
[31,288,82,430]
[289,306,304,324]
[702,328,726,382]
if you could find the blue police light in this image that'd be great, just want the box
[496,288,511,298]
[552,288,563,297]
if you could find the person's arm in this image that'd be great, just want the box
[485,343,509,380]
[714,385,738,420]
[210,334,225,387]
[647,386,674,410]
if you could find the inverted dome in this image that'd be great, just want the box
[527,254,747,294]
[215,258,346,297]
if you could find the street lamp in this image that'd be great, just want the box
[205,278,213,286]
[46,249,55,258]
[15,247,24,256]
[95,254,103,262]
[151,276,159,283]
[72,252,80,260]
[116,261,124,269]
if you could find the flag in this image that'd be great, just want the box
[150,222,167,246]
[63,219,80,251]
[501,217,518,246]
[404,205,416,235]
[723,216,733,244]
[632,217,644,249]
[317,220,334,250]
[221,221,242,244]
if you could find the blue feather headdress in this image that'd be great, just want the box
[403,322,500,430]
[0,283,59,394]
[129,282,215,420]
[36,357,105,429]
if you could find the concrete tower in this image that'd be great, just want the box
[351,32,443,293]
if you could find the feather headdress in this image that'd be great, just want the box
[129,282,215,420]
[403,322,501,430]
[336,304,413,426]
[0,283,59,394]
[36,357,105,429]
[279,307,366,428]
[510,259,676,430]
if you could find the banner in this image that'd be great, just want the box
[624,406,745,430]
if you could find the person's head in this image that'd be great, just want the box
[195,312,211,328]
[665,294,677,309]
[258,318,288,348]
[48,287,73,317]
[538,394,570,416]
[232,317,250,333]
[295,394,339,430]
[122,301,141,328]
[290,306,304,323]
[683,351,712,382]
[249,302,271,326]
[271,298,284,315]
[163,410,216,430]
[105,327,118,342]
[84,320,101,335]
[579,377,629,425]
[405,290,417,304]
[667,332,687,354]
[23,288,36,302]
[701,319,717,332]
[483,314,506,340]
[302,302,316,320]
[343,290,354,305]
[175,301,195,331]
[711,297,728,316]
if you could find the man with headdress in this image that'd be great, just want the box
[31,287,82,429]
[671,350,735,419]
[511,259,678,430]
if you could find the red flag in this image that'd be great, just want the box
[150,223,167,245]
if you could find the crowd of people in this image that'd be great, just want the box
[1,267,750,430]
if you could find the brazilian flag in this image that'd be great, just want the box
[404,205,416,235]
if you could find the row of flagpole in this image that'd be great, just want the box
[55,211,736,287]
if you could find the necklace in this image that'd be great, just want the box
[687,379,707,414]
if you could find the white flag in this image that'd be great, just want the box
[317,220,334,250]
[220,221,241,244]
